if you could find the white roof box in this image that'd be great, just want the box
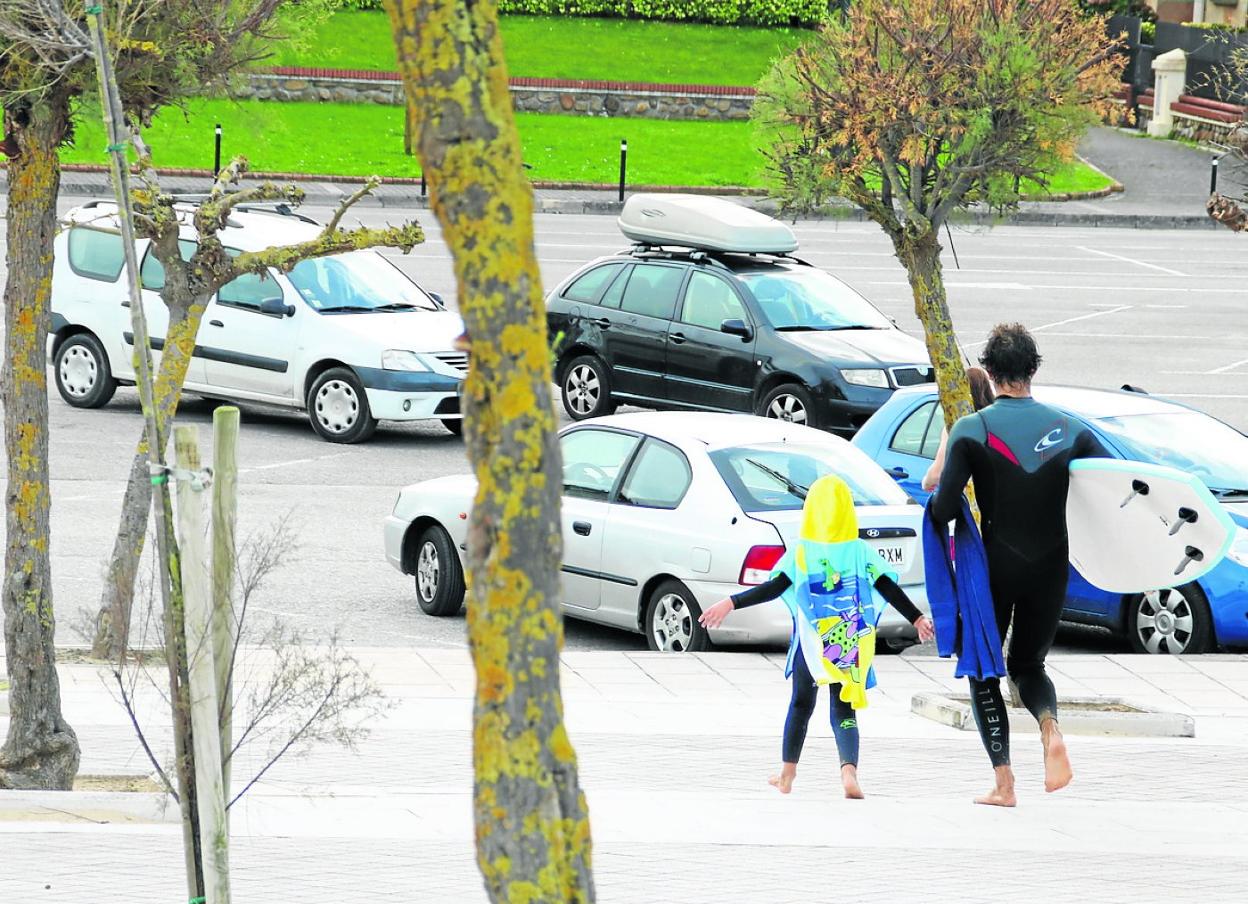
[618,194,798,254]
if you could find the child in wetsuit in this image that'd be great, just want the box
[700,475,934,798]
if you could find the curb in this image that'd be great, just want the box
[11,173,1219,229]
[0,788,179,825]
[911,691,1196,739]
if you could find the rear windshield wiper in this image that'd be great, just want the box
[745,458,809,499]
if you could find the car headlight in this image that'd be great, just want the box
[382,350,429,372]
[1228,526,1248,569]
[842,368,890,389]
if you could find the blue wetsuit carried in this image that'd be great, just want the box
[930,396,1109,767]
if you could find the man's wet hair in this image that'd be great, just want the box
[978,323,1041,386]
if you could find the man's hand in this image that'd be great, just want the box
[698,598,735,629]
[915,615,936,643]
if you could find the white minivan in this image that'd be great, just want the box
[50,201,465,442]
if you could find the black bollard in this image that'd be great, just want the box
[213,123,222,177]
[618,139,628,203]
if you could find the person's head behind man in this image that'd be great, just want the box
[978,323,1041,396]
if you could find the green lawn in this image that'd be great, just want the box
[64,98,1112,196]
[270,11,808,86]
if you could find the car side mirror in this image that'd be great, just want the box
[260,297,296,318]
[721,318,753,341]
[429,291,446,309]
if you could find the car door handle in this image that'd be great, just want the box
[121,301,131,308]
[591,318,610,329]
[888,467,909,481]
[209,320,224,328]
[572,521,592,536]
[669,332,687,345]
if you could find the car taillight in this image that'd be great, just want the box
[739,545,785,586]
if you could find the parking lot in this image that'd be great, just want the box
[4,203,1248,652]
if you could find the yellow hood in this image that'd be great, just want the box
[799,475,857,545]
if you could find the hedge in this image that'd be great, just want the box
[335,1,827,26]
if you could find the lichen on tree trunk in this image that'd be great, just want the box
[893,229,974,430]
[386,2,594,901]
[92,299,205,661]
[0,91,80,790]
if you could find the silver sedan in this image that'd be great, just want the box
[383,412,930,652]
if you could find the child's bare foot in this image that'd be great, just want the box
[841,764,864,799]
[974,765,1017,807]
[768,763,797,794]
[1042,719,1073,793]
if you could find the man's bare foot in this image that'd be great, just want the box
[841,765,865,800]
[768,763,797,794]
[1042,720,1073,793]
[974,765,1017,807]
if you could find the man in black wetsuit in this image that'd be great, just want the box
[930,323,1109,807]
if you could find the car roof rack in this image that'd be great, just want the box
[166,193,321,226]
[623,243,733,272]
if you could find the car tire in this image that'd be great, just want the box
[441,418,463,437]
[560,355,617,421]
[413,525,465,617]
[54,333,117,409]
[759,383,818,429]
[644,580,710,653]
[307,367,378,443]
[1125,583,1215,655]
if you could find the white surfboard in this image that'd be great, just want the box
[1067,459,1235,593]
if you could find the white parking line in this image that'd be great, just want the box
[1077,245,1188,277]
[1208,357,1248,375]
[240,451,355,475]
[960,304,1132,348]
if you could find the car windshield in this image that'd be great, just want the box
[1092,411,1248,495]
[288,250,438,313]
[738,268,892,331]
[709,441,912,512]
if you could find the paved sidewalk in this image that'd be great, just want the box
[2,127,1234,228]
[3,646,1248,903]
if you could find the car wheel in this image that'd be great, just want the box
[54,333,117,409]
[1125,583,1215,655]
[644,580,710,653]
[561,355,617,420]
[307,367,378,443]
[413,525,465,617]
[760,383,818,429]
[441,419,464,437]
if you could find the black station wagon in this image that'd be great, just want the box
[547,246,935,437]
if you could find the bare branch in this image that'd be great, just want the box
[326,176,383,234]
[113,669,179,802]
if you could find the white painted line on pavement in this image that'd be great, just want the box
[961,305,1131,348]
[240,451,356,475]
[942,281,1032,290]
[1206,357,1248,375]
[1077,245,1188,277]
[1145,304,1189,309]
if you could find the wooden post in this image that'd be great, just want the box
[175,426,231,904]
[211,407,240,800]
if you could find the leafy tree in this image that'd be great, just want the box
[386,2,594,901]
[755,0,1121,425]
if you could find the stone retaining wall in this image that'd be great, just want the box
[243,69,755,121]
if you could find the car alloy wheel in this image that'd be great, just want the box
[565,363,601,417]
[651,592,697,652]
[767,393,807,424]
[315,379,361,435]
[1134,588,1198,654]
[59,344,99,399]
[416,540,440,604]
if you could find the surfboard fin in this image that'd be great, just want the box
[1174,546,1204,576]
[1167,507,1199,536]
[1120,479,1150,508]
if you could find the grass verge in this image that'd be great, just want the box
[271,11,807,86]
[63,98,1112,196]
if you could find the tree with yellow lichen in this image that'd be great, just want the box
[385,2,594,901]
[755,0,1122,427]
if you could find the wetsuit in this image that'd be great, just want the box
[930,396,1109,766]
[732,573,922,767]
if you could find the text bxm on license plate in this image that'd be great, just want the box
[874,545,905,567]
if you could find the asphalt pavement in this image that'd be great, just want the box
[1,201,1247,653]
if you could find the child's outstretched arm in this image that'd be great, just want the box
[873,574,936,642]
[699,573,793,629]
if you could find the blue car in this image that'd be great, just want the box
[852,384,1248,654]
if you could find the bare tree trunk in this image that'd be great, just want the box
[0,90,80,790]
[92,300,203,660]
[386,2,594,901]
[893,229,974,430]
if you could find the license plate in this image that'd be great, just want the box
[874,545,905,568]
